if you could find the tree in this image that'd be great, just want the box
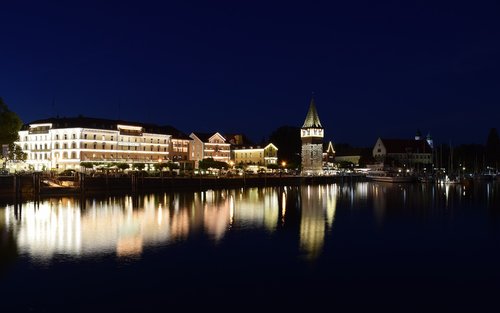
[0,98,24,165]
[132,163,146,171]
[7,143,27,162]
[116,163,130,171]
[0,98,23,145]
[81,162,94,169]
[485,128,500,169]
[268,126,301,168]
[198,158,228,170]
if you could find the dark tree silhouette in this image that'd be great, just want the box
[0,97,23,145]
[485,128,500,168]
[268,126,301,169]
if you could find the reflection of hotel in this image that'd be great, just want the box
[2,186,340,261]
[16,117,189,171]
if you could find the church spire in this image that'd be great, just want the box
[302,96,323,129]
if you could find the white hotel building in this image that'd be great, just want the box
[16,117,174,171]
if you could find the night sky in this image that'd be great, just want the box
[1,0,499,147]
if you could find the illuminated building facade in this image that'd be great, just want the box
[233,143,278,167]
[189,132,231,168]
[372,137,433,167]
[16,117,179,171]
[301,97,325,175]
[163,126,194,170]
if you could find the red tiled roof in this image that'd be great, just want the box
[381,138,432,154]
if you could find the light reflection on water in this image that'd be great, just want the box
[1,182,499,264]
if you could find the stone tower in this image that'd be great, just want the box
[301,97,324,176]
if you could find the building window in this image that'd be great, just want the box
[84,134,88,139]
[93,135,96,140]
[84,144,87,149]
[111,145,113,150]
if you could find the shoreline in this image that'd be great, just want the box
[0,174,366,201]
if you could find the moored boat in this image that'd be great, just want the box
[366,171,417,183]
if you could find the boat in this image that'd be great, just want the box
[366,171,417,183]
[418,175,436,183]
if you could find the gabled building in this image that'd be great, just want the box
[372,137,433,167]
[189,132,231,167]
[301,97,324,176]
[16,117,174,171]
[163,126,194,171]
[323,141,335,164]
[233,143,278,167]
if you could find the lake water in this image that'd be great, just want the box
[1,182,499,312]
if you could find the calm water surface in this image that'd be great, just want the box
[1,182,499,312]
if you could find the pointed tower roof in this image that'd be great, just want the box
[302,97,323,128]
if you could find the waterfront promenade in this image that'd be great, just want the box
[0,172,366,199]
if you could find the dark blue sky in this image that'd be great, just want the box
[1,0,499,147]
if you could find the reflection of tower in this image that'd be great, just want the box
[299,185,328,260]
[301,97,324,176]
